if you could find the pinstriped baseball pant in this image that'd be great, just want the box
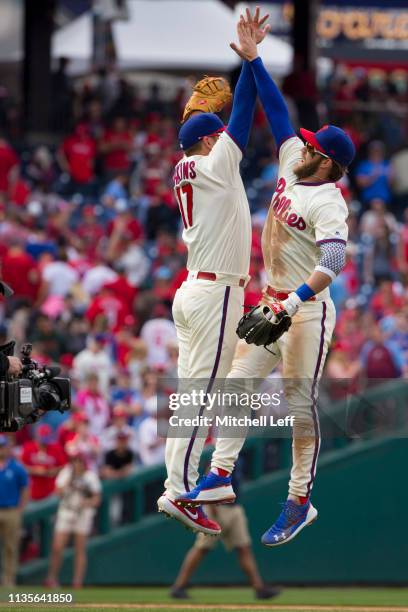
[164,279,244,501]
[212,298,336,497]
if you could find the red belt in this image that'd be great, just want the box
[265,286,316,301]
[197,271,246,288]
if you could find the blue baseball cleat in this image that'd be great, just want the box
[176,471,236,506]
[261,500,318,547]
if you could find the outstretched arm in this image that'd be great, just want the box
[227,8,271,151]
[231,20,295,150]
[226,61,257,151]
[250,57,296,149]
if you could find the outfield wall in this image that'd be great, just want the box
[19,437,408,585]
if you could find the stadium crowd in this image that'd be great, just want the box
[0,60,406,511]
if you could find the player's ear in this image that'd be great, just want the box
[201,136,213,152]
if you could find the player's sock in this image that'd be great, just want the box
[211,467,230,477]
[288,494,309,505]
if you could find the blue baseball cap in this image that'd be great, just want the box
[300,125,356,168]
[179,113,224,150]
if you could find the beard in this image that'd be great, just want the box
[293,155,323,180]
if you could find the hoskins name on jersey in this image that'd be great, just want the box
[173,160,196,186]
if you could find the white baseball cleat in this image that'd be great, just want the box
[157,495,221,535]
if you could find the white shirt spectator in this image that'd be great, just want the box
[118,244,150,287]
[140,318,177,368]
[73,348,112,396]
[56,465,101,512]
[42,261,79,296]
[82,265,118,296]
[138,417,165,466]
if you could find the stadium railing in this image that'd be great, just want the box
[21,378,408,562]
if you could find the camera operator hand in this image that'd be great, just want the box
[7,357,23,377]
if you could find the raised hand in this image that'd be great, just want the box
[230,16,258,62]
[230,6,271,61]
[246,6,271,44]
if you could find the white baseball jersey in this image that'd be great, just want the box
[262,136,348,298]
[173,132,251,277]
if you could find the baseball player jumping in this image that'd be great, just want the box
[157,9,271,535]
[176,18,356,546]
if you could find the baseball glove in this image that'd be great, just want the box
[182,76,232,123]
[236,300,292,347]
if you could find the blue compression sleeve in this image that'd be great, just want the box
[250,56,296,149]
[226,61,257,151]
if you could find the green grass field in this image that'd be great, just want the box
[0,586,408,612]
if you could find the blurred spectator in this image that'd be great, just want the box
[29,314,67,361]
[101,403,138,453]
[370,278,404,319]
[76,373,111,437]
[355,141,392,205]
[164,339,179,378]
[102,173,129,206]
[325,344,362,400]
[21,425,66,501]
[116,240,150,288]
[126,339,148,390]
[362,222,397,285]
[0,134,18,194]
[138,410,165,466]
[140,304,176,368]
[72,335,112,396]
[58,124,97,195]
[360,199,397,238]
[38,248,79,301]
[1,240,40,302]
[63,413,100,471]
[85,284,131,333]
[361,325,405,381]
[81,258,118,296]
[397,208,408,281]
[140,370,160,416]
[26,146,55,190]
[390,144,408,218]
[101,432,135,479]
[99,116,132,177]
[0,435,28,586]
[110,371,139,405]
[45,452,101,588]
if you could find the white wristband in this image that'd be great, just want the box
[281,291,302,317]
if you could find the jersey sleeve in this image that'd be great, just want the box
[278,136,304,184]
[308,194,349,245]
[203,131,242,185]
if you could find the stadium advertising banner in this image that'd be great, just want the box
[239,1,408,64]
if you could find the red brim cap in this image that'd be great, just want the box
[299,128,327,156]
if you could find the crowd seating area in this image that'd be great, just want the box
[0,62,406,504]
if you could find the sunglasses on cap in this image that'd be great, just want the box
[305,142,345,173]
[305,143,330,160]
